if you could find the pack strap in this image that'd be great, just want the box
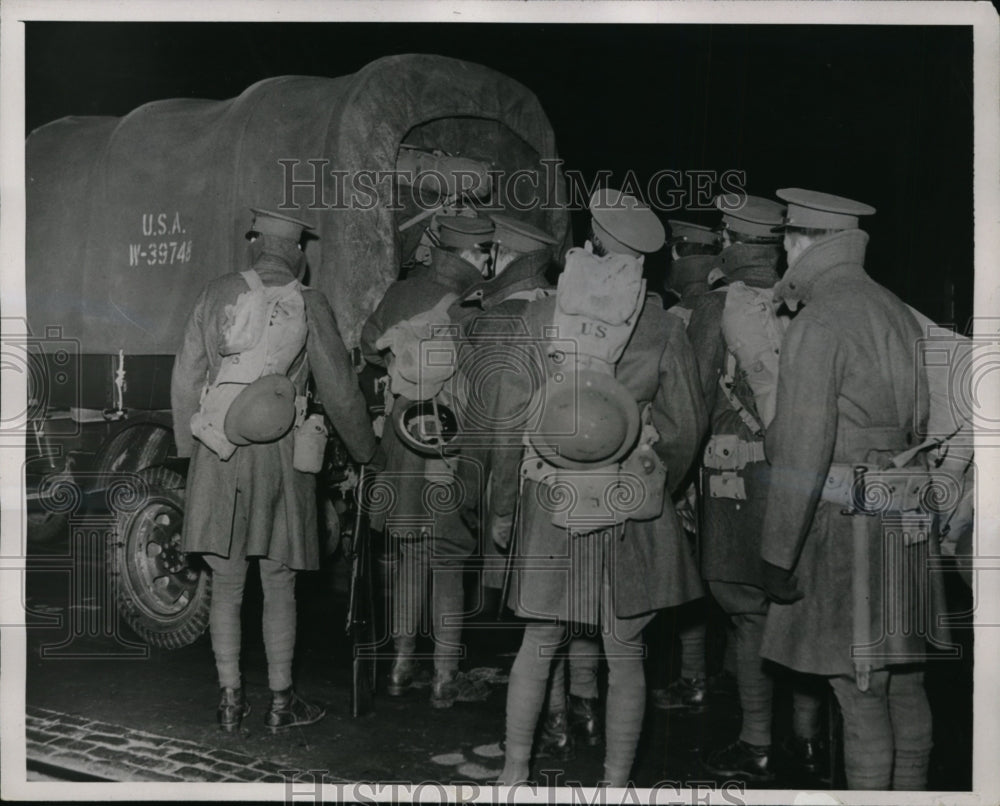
[240,269,264,291]
[240,268,301,295]
[500,287,552,304]
[719,352,764,436]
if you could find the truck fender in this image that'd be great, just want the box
[94,420,176,486]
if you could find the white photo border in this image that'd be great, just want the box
[2,1,997,803]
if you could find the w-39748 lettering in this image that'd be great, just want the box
[127,240,193,267]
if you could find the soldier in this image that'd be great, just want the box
[650,219,724,714]
[455,211,558,539]
[171,209,380,732]
[360,214,495,709]
[526,199,715,758]
[663,220,725,326]
[480,212,559,285]
[492,190,707,785]
[759,189,934,789]
[685,195,824,781]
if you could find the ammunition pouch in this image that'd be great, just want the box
[706,472,747,501]
[701,435,765,501]
[703,434,765,471]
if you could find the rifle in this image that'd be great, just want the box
[345,465,377,717]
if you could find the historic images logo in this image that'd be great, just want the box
[280,772,748,805]
[277,158,747,214]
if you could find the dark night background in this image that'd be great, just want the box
[26,22,974,325]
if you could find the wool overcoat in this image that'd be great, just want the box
[758,230,935,677]
[686,243,782,589]
[359,248,483,538]
[453,249,554,587]
[491,293,708,624]
[664,253,719,327]
[171,254,376,570]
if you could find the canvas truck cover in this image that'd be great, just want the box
[27,53,569,355]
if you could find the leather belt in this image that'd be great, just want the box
[821,462,932,515]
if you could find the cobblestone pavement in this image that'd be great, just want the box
[25,706,322,783]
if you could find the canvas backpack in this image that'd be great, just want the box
[190,269,307,460]
[520,247,667,531]
[718,281,790,436]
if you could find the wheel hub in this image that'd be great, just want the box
[126,499,200,618]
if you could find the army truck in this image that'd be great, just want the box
[25,53,570,648]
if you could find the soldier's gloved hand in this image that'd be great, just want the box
[365,444,388,475]
[761,559,804,604]
[490,512,515,550]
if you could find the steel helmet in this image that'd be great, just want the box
[392,397,460,455]
[224,374,297,446]
[529,370,640,469]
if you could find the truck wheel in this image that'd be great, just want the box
[108,466,211,649]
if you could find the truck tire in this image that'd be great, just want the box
[108,466,211,649]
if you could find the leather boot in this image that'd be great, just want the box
[703,739,774,782]
[387,636,418,697]
[217,686,250,733]
[651,676,708,712]
[430,670,491,709]
[430,670,459,709]
[264,688,326,732]
[536,710,575,760]
[783,734,828,778]
[567,694,601,747]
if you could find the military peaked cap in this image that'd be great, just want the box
[488,213,557,253]
[667,219,720,247]
[436,215,495,249]
[716,195,786,239]
[248,208,315,241]
[776,188,876,231]
[590,189,666,255]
